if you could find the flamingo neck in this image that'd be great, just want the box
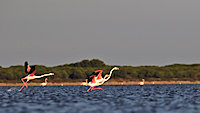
[103,75,108,80]
[103,68,116,81]
[109,68,115,76]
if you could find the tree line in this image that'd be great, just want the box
[0,59,200,82]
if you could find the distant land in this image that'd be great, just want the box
[0,59,200,84]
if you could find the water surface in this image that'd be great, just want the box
[0,85,200,113]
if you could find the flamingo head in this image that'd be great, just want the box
[113,67,119,70]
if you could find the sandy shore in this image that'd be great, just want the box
[0,81,200,86]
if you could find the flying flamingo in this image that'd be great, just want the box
[82,67,119,92]
[19,61,54,92]
[138,79,145,86]
[40,78,48,86]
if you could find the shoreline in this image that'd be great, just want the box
[0,81,200,86]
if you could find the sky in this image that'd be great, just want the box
[1,0,200,67]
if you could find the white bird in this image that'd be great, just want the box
[139,79,145,86]
[40,78,48,86]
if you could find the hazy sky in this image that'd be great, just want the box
[1,0,200,67]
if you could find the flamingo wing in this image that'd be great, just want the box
[96,70,103,80]
[25,61,30,73]
[88,75,96,83]
[28,66,35,75]
[87,70,102,82]
[91,76,97,83]
[24,61,36,75]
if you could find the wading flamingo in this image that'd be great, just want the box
[138,79,145,86]
[40,78,48,86]
[82,67,119,92]
[19,61,54,92]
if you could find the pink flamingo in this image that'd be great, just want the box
[40,78,48,86]
[138,79,145,85]
[82,67,119,92]
[19,61,54,92]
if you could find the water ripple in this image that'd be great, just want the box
[0,85,200,113]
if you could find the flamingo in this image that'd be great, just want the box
[19,61,54,92]
[138,79,145,86]
[40,78,48,86]
[82,67,119,92]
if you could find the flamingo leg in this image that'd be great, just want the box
[87,87,92,92]
[91,87,94,91]
[22,78,28,88]
[21,78,26,87]
[25,79,29,88]
[19,78,29,91]
[19,85,25,92]
[92,87,103,91]
[19,78,26,92]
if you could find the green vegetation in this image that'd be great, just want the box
[0,59,200,83]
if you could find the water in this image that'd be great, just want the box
[0,85,200,113]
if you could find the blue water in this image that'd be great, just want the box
[0,85,200,113]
